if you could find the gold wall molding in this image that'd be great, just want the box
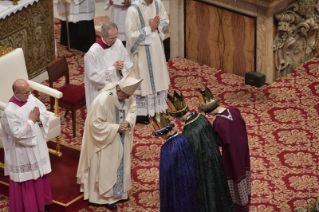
[0,0,56,79]
[0,46,15,57]
[274,0,319,80]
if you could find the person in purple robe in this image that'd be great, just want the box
[149,112,200,212]
[198,86,251,212]
[1,79,52,212]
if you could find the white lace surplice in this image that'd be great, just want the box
[134,90,168,116]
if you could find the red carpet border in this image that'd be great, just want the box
[1,18,319,211]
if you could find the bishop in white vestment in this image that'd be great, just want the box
[84,22,133,109]
[1,79,52,212]
[125,0,170,119]
[77,71,142,210]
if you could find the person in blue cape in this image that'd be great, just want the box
[167,91,235,212]
[149,112,199,212]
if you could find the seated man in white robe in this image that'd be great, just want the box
[1,79,52,212]
[84,22,133,109]
[76,71,143,211]
[125,0,170,125]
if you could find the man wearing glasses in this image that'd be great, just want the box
[84,22,133,110]
[1,79,52,212]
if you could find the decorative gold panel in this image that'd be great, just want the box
[0,0,55,78]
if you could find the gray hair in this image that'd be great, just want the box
[101,22,118,37]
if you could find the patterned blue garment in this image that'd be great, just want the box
[159,132,200,212]
[113,100,126,197]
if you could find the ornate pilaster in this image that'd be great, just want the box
[0,0,56,78]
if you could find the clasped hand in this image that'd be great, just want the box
[29,106,40,123]
[118,121,129,133]
[149,15,160,31]
[114,60,124,71]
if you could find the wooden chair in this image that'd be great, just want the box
[46,55,85,137]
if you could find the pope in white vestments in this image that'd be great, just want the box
[1,79,52,212]
[84,22,133,109]
[77,71,143,211]
[125,0,170,120]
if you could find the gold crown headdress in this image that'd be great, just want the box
[149,113,175,136]
[167,91,189,117]
[198,87,220,113]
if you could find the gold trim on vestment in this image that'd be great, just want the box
[184,113,200,127]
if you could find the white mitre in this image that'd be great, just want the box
[118,70,143,95]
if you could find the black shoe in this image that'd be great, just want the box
[136,116,150,125]
[104,203,118,211]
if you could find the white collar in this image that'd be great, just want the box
[13,95,27,102]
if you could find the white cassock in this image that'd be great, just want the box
[76,81,137,204]
[84,38,133,109]
[57,0,95,23]
[1,95,51,183]
[105,0,136,42]
[125,0,170,116]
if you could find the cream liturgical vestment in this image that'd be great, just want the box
[76,82,137,204]
[1,95,51,183]
[125,0,170,116]
[84,38,133,109]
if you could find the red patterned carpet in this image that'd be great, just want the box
[1,18,319,211]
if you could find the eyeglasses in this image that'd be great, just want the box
[18,89,32,95]
[104,35,119,41]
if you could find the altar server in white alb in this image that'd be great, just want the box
[1,79,52,212]
[105,0,135,47]
[84,22,133,109]
[77,71,142,211]
[57,0,96,52]
[125,0,170,124]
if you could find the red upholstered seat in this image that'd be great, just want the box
[46,55,86,137]
[57,85,85,107]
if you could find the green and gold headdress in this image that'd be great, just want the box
[198,86,220,113]
[167,91,189,118]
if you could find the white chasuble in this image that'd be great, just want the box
[84,39,133,109]
[125,0,170,97]
[76,82,137,204]
[1,95,51,182]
